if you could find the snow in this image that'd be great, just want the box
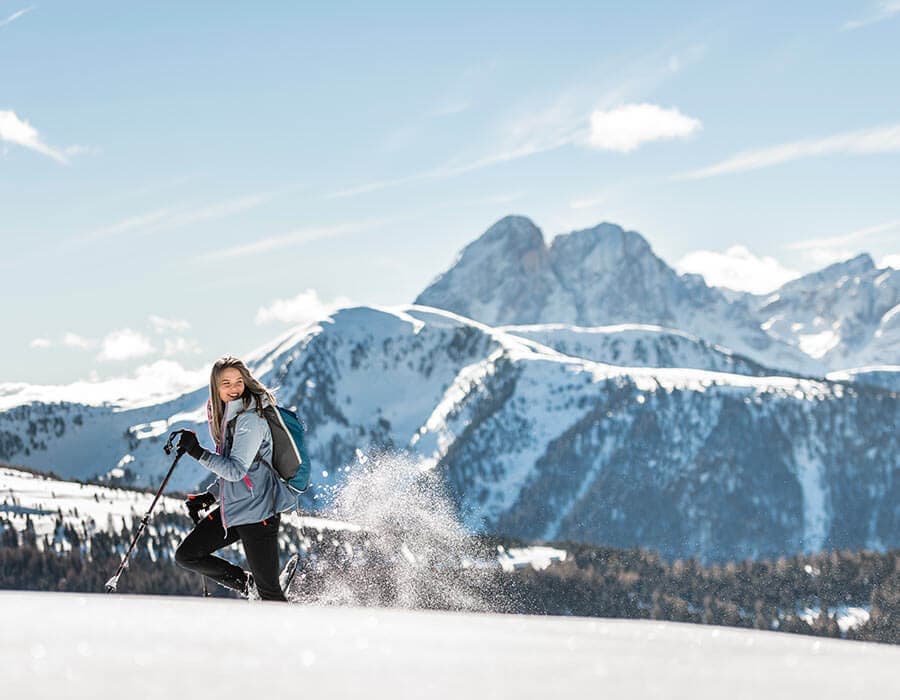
[1,591,896,699]
[797,330,841,359]
[0,467,183,545]
[798,605,871,634]
[497,546,567,572]
[792,443,829,552]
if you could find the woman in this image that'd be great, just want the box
[174,355,297,601]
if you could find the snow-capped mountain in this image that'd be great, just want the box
[749,255,900,370]
[416,216,900,374]
[416,216,820,375]
[2,306,897,563]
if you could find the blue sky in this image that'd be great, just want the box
[2,1,899,389]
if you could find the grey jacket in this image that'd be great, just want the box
[199,397,298,533]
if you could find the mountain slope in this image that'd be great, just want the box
[412,340,899,561]
[2,306,898,562]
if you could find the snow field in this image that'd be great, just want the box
[1,591,897,700]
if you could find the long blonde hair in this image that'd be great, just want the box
[207,355,277,449]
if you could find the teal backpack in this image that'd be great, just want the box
[261,405,312,492]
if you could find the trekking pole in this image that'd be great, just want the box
[189,509,211,598]
[105,430,187,593]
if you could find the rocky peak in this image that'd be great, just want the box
[550,222,652,263]
[476,215,546,253]
[415,216,560,325]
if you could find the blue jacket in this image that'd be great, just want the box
[199,397,298,533]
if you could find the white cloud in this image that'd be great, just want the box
[677,122,900,180]
[97,329,156,362]
[881,254,900,269]
[0,110,68,164]
[587,103,702,153]
[676,245,801,294]
[148,315,191,333]
[63,332,97,350]
[255,289,354,326]
[0,6,34,29]
[130,360,208,394]
[843,1,900,30]
[29,338,51,349]
[201,220,383,261]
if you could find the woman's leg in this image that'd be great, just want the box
[237,514,287,602]
[175,508,246,593]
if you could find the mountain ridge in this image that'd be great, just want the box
[416,215,899,374]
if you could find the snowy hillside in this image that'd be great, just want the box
[411,334,899,561]
[416,215,900,373]
[2,591,897,700]
[1,305,898,562]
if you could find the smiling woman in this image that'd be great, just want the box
[172,355,297,601]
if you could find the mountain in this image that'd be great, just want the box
[3,306,897,563]
[749,255,900,370]
[416,216,820,375]
[417,216,900,374]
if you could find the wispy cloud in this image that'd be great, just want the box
[587,103,701,153]
[328,44,706,200]
[676,122,900,180]
[76,191,283,244]
[787,218,900,267]
[787,218,900,252]
[199,219,383,261]
[0,110,68,164]
[0,6,34,29]
[676,245,800,294]
[843,1,900,30]
[81,208,174,242]
[29,338,51,349]
[881,254,900,268]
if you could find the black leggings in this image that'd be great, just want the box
[175,508,286,602]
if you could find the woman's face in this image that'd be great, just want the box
[217,367,245,403]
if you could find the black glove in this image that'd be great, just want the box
[176,430,205,461]
[185,492,216,520]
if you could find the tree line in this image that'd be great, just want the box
[0,510,896,645]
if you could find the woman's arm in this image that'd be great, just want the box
[198,412,265,481]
